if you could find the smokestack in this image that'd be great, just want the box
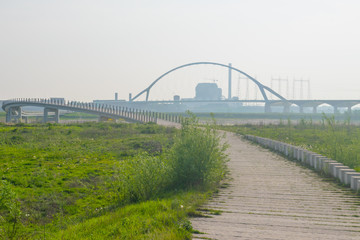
[115,92,118,101]
[228,63,232,100]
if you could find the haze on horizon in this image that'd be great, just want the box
[1,0,360,102]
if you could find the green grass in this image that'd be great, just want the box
[50,191,209,240]
[196,110,360,121]
[0,122,176,238]
[0,117,228,239]
[220,114,360,171]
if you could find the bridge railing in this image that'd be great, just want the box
[2,98,183,125]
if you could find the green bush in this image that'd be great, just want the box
[170,113,228,189]
[115,153,171,203]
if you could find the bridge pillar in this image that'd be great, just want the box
[313,106,317,114]
[347,106,352,113]
[264,103,271,113]
[283,104,291,113]
[299,106,304,114]
[6,109,11,123]
[44,108,60,123]
[6,106,22,123]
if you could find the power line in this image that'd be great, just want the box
[293,78,310,99]
[237,74,249,99]
[271,77,289,99]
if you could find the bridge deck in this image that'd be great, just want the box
[192,132,360,240]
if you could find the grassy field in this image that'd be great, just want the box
[0,112,5,122]
[221,114,360,172]
[195,110,360,125]
[0,118,228,239]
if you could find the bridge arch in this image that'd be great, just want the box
[130,62,287,102]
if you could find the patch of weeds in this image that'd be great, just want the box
[197,208,222,215]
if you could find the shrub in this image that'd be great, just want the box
[170,113,228,189]
[115,153,171,203]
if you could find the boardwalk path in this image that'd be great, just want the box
[192,132,360,240]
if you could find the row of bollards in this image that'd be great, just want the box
[245,135,360,192]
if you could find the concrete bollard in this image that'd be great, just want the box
[350,176,360,191]
[296,149,302,161]
[300,150,308,163]
[345,172,360,185]
[309,154,320,167]
[318,158,335,172]
[284,144,289,156]
[322,161,342,176]
[339,169,356,184]
[311,155,319,168]
[282,144,287,154]
[289,146,294,158]
[312,155,320,169]
[328,163,345,177]
[280,143,285,154]
[303,152,311,165]
[276,142,281,151]
[295,148,301,160]
[245,134,360,192]
[293,147,298,159]
[314,156,328,170]
[333,165,351,179]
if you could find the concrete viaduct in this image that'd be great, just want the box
[267,99,360,113]
[1,98,181,124]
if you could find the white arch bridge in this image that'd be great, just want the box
[130,61,360,113]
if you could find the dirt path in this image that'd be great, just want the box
[191,132,360,240]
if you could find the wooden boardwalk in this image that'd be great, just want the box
[192,132,360,240]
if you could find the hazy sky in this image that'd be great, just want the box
[1,0,360,101]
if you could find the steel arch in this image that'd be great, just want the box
[130,62,286,102]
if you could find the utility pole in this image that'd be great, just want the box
[237,76,240,98]
[237,74,249,99]
[246,78,249,100]
[228,63,232,100]
[293,78,310,99]
[271,77,289,99]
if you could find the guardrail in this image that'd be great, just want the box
[2,98,184,124]
[245,135,360,192]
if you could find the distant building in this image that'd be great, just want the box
[195,83,222,100]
